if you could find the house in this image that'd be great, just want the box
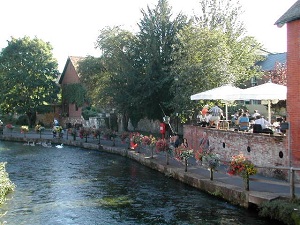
[240,52,287,117]
[58,56,85,128]
[275,0,300,174]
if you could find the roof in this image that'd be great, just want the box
[256,52,286,71]
[58,56,85,84]
[275,0,300,27]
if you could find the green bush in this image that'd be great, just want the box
[259,199,300,225]
[82,107,98,120]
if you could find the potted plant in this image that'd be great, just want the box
[142,135,157,158]
[175,146,194,172]
[227,153,257,190]
[202,153,221,180]
[155,138,173,165]
[20,125,29,137]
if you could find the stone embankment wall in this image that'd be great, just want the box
[184,125,289,179]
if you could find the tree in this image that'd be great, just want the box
[94,26,141,130]
[265,62,287,86]
[135,0,188,120]
[78,56,109,107]
[0,36,60,126]
[170,0,263,119]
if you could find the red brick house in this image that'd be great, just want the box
[58,56,85,127]
[275,0,300,169]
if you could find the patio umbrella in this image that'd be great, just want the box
[237,81,287,123]
[190,84,243,120]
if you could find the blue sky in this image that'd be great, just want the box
[0,0,296,72]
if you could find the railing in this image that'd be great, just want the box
[253,165,300,199]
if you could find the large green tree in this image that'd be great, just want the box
[135,0,188,120]
[170,0,263,119]
[93,26,142,130]
[0,36,60,126]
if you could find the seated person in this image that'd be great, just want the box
[200,112,211,127]
[239,113,250,131]
[254,115,273,134]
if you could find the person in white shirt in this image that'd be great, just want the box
[254,115,270,129]
[252,110,260,119]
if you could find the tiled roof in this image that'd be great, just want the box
[256,52,286,71]
[275,0,300,27]
[69,56,85,71]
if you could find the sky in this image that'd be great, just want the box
[0,0,296,72]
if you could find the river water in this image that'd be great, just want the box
[0,141,276,225]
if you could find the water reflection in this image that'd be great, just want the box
[0,141,275,225]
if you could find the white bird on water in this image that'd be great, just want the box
[56,144,63,148]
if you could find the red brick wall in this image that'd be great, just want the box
[184,125,288,178]
[61,60,82,118]
[287,20,300,167]
[61,62,80,85]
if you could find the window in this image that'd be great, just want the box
[250,77,257,87]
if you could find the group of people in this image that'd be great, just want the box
[196,105,286,134]
[232,109,286,134]
[196,104,224,129]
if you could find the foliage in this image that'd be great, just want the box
[264,61,287,86]
[134,0,188,120]
[53,126,63,133]
[79,127,91,138]
[68,128,77,137]
[5,124,14,129]
[78,56,109,108]
[131,132,143,145]
[202,153,221,171]
[16,115,29,126]
[142,135,157,147]
[0,162,15,205]
[85,0,264,126]
[20,125,29,133]
[95,26,139,130]
[104,129,117,139]
[81,106,99,120]
[0,36,60,126]
[194,0,245,35]
[195,146,212,162]
[175,145,194,161]
[227,153,257,179]
[155,138,172,153]
[171,25,262,117]
[92,128,102,138]
[258,199,300,225]
[35,124,45,132]
[62,83,87,107]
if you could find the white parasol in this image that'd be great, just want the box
[236,81,287,123]
[190,84,243,120]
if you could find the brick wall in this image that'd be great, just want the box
[184,125,289,179]
[287,20,300,168]
[61,60,82,119]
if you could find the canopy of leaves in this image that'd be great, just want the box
[88,0,265,126]
[62,83,87,107]
[169,0,263,117]
[0,36,59,114]
[134,0,188,120]
[78,56,110,108]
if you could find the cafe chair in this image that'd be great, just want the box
[239,122,250,132]
[253,124,263,133]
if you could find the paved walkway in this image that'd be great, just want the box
[2,128,299,204]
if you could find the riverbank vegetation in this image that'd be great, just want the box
[0,162,15,205]
[259,199,300,225]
